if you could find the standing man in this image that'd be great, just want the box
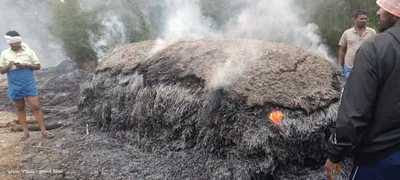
[338,9,377,78]
[0,30,54,140]
[326,0,400,179]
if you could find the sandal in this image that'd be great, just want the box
[42,131,55,139]
[21,132,30,141]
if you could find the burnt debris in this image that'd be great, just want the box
[78,38,347,179]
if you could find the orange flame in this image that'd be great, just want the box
[268,110,284,124]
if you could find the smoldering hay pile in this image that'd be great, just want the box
[78,38,346,179]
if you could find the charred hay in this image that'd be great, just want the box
[35,60,92,108]
[79,38,346,179]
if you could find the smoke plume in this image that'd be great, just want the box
[149,0,334,88]
[0,0,334,67]
[223,0,333,61]
[156,0,333,62]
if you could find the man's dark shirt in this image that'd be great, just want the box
[328,24,400,166]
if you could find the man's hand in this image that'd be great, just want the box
[325,159,342,180]
[7,61,14,68]
[14,63,28,69]
[0,61,15,74]
[338,64,344,70]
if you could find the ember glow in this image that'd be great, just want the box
[268,110,284,124]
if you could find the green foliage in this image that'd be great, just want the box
[44,0,382,68]
[46,0,98,69]
[310,0,380,54]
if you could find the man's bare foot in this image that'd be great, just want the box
[42,131,54,139]
[21,132,30,141]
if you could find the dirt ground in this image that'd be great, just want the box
[0,75,21,180]
[0,111,67,180]
[0,111,24,180]
[0,74,65,180]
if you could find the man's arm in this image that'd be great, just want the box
[0,63,13,74]
[27,64,40,70]
[15,63,40,70]
[0,53,12,74]
[338,46,347,67]
[338,32,347,68]
[327,40,379,163]
[28,49,41,71]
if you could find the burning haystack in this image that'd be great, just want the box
[78,38,345,179]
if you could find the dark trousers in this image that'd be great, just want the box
[349,151,400,180]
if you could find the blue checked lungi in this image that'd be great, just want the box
[7,67,38,100]
[344,64,352,78]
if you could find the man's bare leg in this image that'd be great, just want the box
[25,96,50,136]
[13,99,29,140]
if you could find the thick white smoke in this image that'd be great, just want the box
[159,0,221,40]
[155,0,333,62]
[0,0,333,67]
[79,0,132,58]
[152,0,335,89]
[146,0,223,55]
[78,0,334,62]
[89,14,127,58]
[223,0,334,62]
[74,0,334,89]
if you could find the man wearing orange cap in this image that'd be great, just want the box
[326,0,400,179]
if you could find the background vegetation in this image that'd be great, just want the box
[310,0,380,52]
[43,0,381,69]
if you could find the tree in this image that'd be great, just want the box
[309,0,380,56]
[46,0,99,71]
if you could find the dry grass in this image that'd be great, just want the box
[78,38,345,179]
[0,111,23,180]
[0,112,40,180]
[0,74,7,87]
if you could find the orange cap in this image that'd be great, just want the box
[377,0,400,17]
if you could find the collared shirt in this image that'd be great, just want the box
[0,47,40,70]
[339,26,377,68]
